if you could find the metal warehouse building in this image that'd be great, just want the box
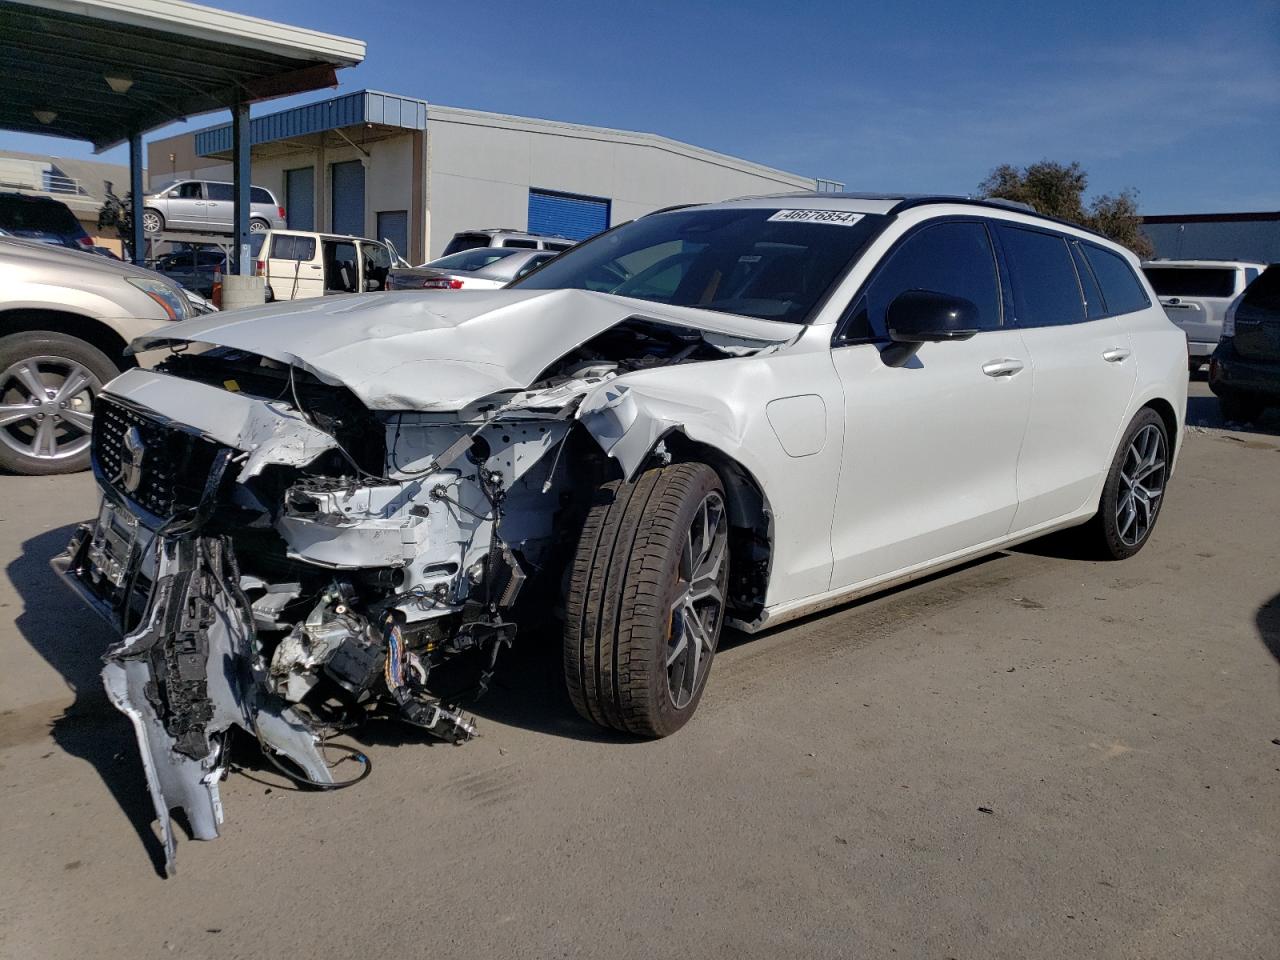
[149,90,843,263]
[1142,211,1280,264]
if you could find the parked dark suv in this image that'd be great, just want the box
[1209,264,1280,422]
[0,192,93,250]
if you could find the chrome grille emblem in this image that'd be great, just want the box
[118,426,146,494]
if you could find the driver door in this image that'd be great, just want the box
[828,218,1033,590]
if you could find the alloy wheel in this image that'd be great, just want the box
[0,356,100,462]
[141,210,162,233]
[666,490,728,708]
[1116,423,1166,547]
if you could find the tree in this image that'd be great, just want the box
[97,189,135,260]
[977,161,1153,258]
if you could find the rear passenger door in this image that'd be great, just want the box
[995,224,1137,532]
[204,182,233,229]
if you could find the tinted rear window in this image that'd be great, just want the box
[0,195,84,236]
[428,248,522,271]
[250,187,273,205]
[1241,265,1280,311]
[996,225,1084,327]
[1084,245,1151,314]
[269,235,316,261]
[442,234,492,256]
[1142,266,1235,298]
[503,238,539,249]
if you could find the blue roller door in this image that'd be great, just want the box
[331,160,365,237]
[528,189,610,241]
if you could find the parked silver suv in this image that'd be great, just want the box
[141,179,287,236]
[441,228,575,256]
[1141,259,1266,371]
[0,237,192,474]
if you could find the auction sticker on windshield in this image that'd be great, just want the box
[767,209,865,226]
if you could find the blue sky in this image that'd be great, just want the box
[4,0,1277,213]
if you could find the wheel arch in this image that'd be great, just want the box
[0,309,133,368]
[647,429,774,623]
[1139,395,1180,461]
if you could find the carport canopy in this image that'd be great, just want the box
[0,0,365,269]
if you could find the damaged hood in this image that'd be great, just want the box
[129,288,799,411]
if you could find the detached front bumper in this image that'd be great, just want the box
[53,504,334,877]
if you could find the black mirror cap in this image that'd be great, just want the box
[887,289,980,343]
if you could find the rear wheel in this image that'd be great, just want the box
[564,462,730,737]
[249,218,270,234]
[1078,408,1170,560]
[0,332,117,475]
[1218,393,1264,424]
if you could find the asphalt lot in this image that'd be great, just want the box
[1,381,1277,960]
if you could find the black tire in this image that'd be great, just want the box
[249,218,270,234]
[564,462,730,737]
[1218,393,1264,424]
[0,331,118,475]
[1077,408,1170,560]
[141,208,164,234]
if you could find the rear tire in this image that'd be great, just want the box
[0,331,117,475]
[564,462,730,737]
[249,218,270,234]
[1077,408,1170,560]
[1218,393,1264,424]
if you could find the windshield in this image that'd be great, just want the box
[425,248,522,272]
[1142,266,1236,298]
[512,207,888,323]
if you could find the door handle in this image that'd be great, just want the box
[1102,347,1131,363]
[982,358,1024,378]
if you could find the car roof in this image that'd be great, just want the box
[1140,259,1267,269]
[458,228,574,241]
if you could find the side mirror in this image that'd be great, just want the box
[886,290,981,343]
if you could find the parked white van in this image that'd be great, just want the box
[249,229,393,301]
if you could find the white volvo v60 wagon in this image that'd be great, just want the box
[57,193,1185,872]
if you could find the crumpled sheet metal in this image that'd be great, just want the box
[128,288,797,412]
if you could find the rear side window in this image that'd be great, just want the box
[847,220,1003,339]
[269,235,316,261]
[996,225,1084,327]
[1142,266,1235,298]
[205,182,233,202]
[1070,243,1107,320]
[503,238,539,249]
[442,233,491,256]
[545,242,574,252]
[1083,244,1150,315]
[250,187,274,205]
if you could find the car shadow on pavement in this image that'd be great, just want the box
[1257,592,1280,683]
[9,523,170,876]
[1186,393,1280,437]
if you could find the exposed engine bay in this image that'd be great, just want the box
[55,293,790,875]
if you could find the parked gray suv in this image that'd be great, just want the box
[0,237,192,474]
[141,179,287,236]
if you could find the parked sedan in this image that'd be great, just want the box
[152,248,227,297]
[56,193,1187,873]
[387,247,558,290]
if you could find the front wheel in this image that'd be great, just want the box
[0,331,118,475]
[141,208,164,234]
[564,462,730,737]
[1078,408,1170,560]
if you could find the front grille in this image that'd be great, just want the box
[93,397,226,520]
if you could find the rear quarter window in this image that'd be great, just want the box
[270,235,316,261]
[1084,245,1151,315]
[250,187,274,205]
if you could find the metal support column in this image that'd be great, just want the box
[128,132,144,266]
[231,101,252,275]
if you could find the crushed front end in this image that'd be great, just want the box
[54,350,591,874]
